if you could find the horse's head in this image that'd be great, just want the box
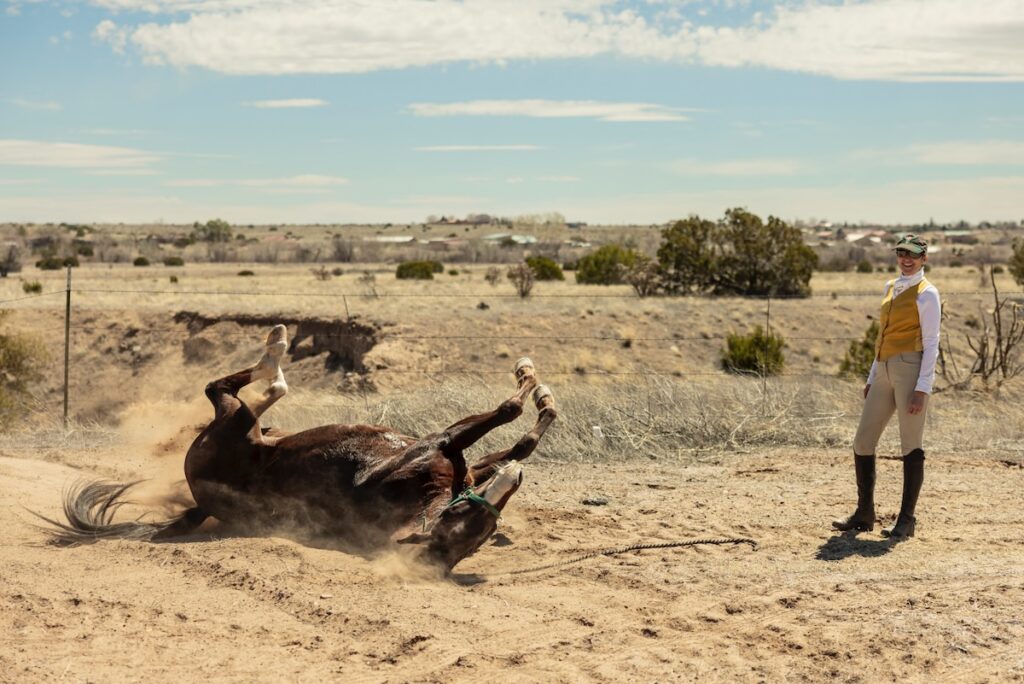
[398,460,524,572]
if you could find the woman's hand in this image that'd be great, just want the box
[908,391,927,415]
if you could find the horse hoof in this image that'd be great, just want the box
[266,325,288,359]
[533,384,554,411]
[514,357,535,383]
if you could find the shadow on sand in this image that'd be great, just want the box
[815,530,907,561]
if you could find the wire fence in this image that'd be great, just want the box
[3,267,1022,426]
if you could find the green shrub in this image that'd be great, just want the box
[721,326,786,376]
[659,208,816,296]
[169,275,179,284]
[575,244,638,285]
[992,265,1005,275]
[21,281,42,294]
[192,218,232,243]
[839,320,879,380]
[448,269,459,276]
[396,261,436,280]
[856,260,874,273]
[526,256,565,281]
[163,256,185,267]
[237,270,255,277]
[35,256,66,270]
[133,256,150,267]
[76,245,94,257]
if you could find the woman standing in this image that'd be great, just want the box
[833,234,940,539]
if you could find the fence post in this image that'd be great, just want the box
[762,294,771,413]
[63,265,72,429]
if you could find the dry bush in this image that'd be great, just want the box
[0,311,49,429]
[507,263,535,298]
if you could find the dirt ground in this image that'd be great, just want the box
[1,435,1021,683]
[2,266,1022,682]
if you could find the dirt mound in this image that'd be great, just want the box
[174,311,380,372]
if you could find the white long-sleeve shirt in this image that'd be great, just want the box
[865,270,941,394]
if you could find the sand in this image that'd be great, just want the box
[1,436,1021,683]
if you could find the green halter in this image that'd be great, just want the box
[445,487,502,519]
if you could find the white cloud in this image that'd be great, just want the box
[244,98,328,109]
[854,140,1024,166]
[415,145,544,152]
[538,175,581,182]
[552,176,1024,225]
[669,157,804,176]
[906,141,1024,166]
[93,19,127,53]
[88,168,160,176]
[87,0,1024,81]
[78,127,149,136]
[10,98,62,112]
[396,194,487,206]
[0,193,452,225]
[4,175,1024,225]
[690,1,1024,82]
[0,139,160,169]
[165,174,349,192]
[409,99,693,122]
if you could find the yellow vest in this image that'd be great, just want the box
[875,279,930,361]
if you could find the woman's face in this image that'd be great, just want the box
[896,249,926,277]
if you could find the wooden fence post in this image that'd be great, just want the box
[63,265,72,429]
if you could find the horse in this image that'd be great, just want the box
[44,325,558,572]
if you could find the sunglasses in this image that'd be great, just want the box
[896,249,924,259]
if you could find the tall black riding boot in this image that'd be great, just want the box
[832,454,876,532]
[882,449,925,539]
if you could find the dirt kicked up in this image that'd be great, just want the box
[1,436,1021,683]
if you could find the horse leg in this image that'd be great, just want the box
[440,357,538,455]
[248,325,289,419]
[188,325,288,504]
[469,385,557,484]
[204,324,288,421]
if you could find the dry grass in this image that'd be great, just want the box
[2,262,1023,464]
[257,375,1024,468]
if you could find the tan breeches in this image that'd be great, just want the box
[853,351,928,457]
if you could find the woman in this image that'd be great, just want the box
[833,234,940,539]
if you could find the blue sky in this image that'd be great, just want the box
[2,0,1023,226]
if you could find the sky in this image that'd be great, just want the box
[1,0,1023,226]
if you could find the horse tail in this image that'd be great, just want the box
[34,480,188,546]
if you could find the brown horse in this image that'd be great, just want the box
[45,325,558,572]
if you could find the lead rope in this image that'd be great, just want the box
[492,537,758,576]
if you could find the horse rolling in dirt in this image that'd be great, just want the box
[45,325,558,572]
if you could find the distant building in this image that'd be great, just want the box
[482,233,538,245]
[370,235,416,243]
[943,231,979,245]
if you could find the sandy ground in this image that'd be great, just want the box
[2,267,1022,682]
[1,435,1021,683]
